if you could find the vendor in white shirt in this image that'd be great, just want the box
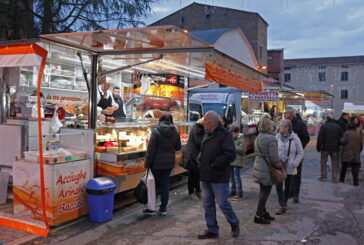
[96,77,119,117]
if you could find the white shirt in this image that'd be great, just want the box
[96,85,119,115]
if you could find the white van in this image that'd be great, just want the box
[188,87,242,127]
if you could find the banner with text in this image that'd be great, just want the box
[205,61,262,92]
[248,91,279,102]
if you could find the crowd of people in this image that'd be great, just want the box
[141,108,362,239]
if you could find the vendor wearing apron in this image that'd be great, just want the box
[96,77,119,118]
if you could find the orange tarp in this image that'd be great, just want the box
[205,61,263,92]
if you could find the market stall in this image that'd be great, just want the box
[0,25,269,235]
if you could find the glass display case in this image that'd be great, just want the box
[94,121,192,176]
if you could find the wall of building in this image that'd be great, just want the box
[150,3,268,71]
[284,62,364,117]
[268,50,284,82]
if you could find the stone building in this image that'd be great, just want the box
[268,49,284,83]
[150,2,268,72]
[284,56,364,117]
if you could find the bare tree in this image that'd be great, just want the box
[0,0,159,40]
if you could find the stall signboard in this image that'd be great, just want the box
[248,91,279,102]
[284,97,305,105]
[13,159,92,226]
[205,62,262,92]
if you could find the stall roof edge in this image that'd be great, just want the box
[39,25,214,54]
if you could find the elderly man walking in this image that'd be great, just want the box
[197,111,240,239]
[283,108,310,203]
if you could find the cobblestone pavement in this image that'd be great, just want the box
[18,137,364,245]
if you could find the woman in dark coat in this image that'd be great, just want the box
[144,113,182,215]
[184,117,205,199]
[339,122,363,186]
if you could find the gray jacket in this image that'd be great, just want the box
[253,133,281,186]
[276,132,304,175]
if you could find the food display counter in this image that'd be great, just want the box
[94,119,192,193]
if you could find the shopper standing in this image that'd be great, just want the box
[143,113,181,216]
[253,117,281,224]
[229,125,246,200]
[275,120,304,215]
[197,111,239,239]
[336,112,350,133]
[316,115,342,182]
[283,108,310,203]
[184,117,205,200]
[339,122,363,186]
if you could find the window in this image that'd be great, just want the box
[284,73,291,83]
[341,71,348,81]
[319,72,325,82]
[341,90,348,99]
[284,67,291,70]
[341,65,348,68]
[226,104,237,126]
[189,103,202,121]
[318,65,326,69]
[180,17,185,25]
[268,56,273,60]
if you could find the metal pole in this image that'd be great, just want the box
[89,55,98,129]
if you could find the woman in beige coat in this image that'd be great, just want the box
[253,118,282,224]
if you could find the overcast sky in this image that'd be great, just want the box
[144,0,364,59]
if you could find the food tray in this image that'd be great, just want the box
[23,149,87,164]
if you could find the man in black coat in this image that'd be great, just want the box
[284,108,310,203]
[336,112,350,133]
[317,115,342,182]
[197,111,239,239]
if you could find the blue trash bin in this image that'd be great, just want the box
[86,177,116,223]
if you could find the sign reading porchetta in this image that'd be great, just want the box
[205,62,262,92]
[248,91,279,102]
[284,97,305,105]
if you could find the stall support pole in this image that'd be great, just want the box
[89,55,98,129]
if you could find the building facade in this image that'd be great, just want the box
[284,56,364,117]
[150,2,268,72]
[268,49,284,83]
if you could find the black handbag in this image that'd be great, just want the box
[133,169,150,204]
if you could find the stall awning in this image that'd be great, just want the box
[40,26,270,92]
[40,26,213,55]
[0,43,47,67]
[290,90,333,103]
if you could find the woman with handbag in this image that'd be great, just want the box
[253,117,282,224]
[143,113,181,216]
[275,119,304,215]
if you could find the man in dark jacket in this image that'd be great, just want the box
[284,108,310,203]
[184,117,205,199]
[197,111,239,239]
[317,115,342,182]
[144,113,181,216]
[336,112,350,133]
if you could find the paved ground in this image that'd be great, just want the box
[4,137,364,245]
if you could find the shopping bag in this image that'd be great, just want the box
[144,170,156,211]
